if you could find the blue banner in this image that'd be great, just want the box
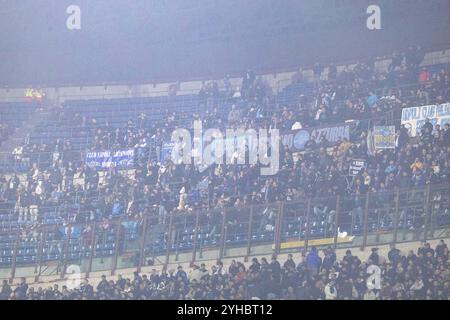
[281,123,353,151]
[160,142,175,163]
[86,149,135,170]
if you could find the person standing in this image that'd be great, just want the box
[306,247,322,276]
[13,278,28,300]
[0,280,12,300]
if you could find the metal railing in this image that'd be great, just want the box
[1,183,449,281]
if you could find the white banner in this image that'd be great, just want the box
[349,159,367,176]
[401,103,450,136]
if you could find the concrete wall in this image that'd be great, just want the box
[1,47,450,104]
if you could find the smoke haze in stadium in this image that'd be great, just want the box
[0,0,449,86]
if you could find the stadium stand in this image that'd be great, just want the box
[0,102,39,148]
[0,46,449,300]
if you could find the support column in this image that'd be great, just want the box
[274,201,284,255]
[34,230,47,283]
[9,235,19,282]
[245,206,254,259]
[138,216,148,273]
[362,193,370,250]
[219,209,227,259]
[60,225,72,279]
[111,219,122,276]
[393,189,400,245]
[333,196,340,250]
[304,199,312,253]
[85,222,96,279]
[165,211,174,267]
[191,210,201,264]
[423,184,431,242]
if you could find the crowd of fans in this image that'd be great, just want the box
[0,48,447,285]
[1,46,449,230]
[1,240,448,300]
